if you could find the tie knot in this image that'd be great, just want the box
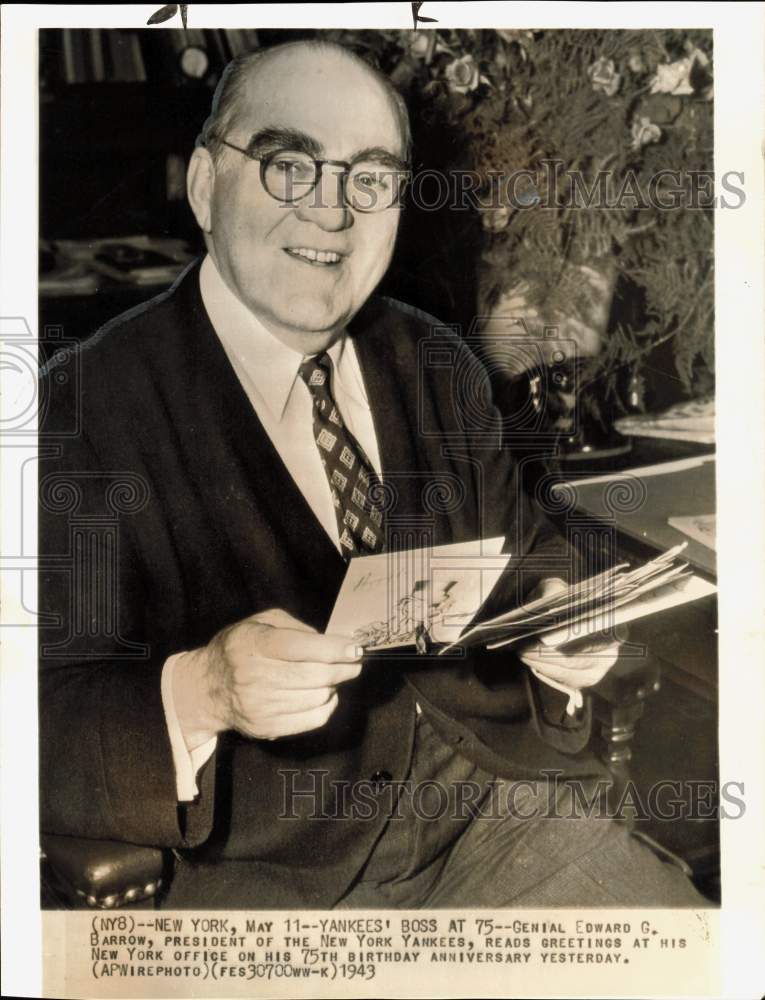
[298,352,332,392]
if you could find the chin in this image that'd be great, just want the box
[278,296,352,337]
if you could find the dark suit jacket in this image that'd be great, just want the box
[38,260,604,907]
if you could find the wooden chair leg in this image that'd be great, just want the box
[594,700,645,828]
[590,682,694,878]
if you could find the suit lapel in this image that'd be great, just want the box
[351,299,453,545]
[171,264,347,625]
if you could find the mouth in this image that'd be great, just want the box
[284,247,344,266]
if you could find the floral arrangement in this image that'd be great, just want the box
[327,27,715,418]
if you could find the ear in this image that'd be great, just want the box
[187,146,215,233]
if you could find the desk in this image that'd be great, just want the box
[559,450,718,697]
[563,453,716,578]
[563,444,719,900]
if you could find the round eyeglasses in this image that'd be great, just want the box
[218,141,409,213]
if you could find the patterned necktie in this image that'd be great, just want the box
[298,352,385,558]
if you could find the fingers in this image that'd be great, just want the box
[237,691,341,740]
[523,632,621,657]
[247,619,362,665]
[526,660,605,689]
[214,609,365,740]
[519,642,620,690]
[239,658,362,689]
[552,635,621,656]
[520,646,620,673]
[236,683,337,718]
[252,608,316,633]
[268,692,341,738]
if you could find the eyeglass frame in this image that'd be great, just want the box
[215,138,411,213]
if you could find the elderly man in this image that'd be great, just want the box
[39,40,703,908]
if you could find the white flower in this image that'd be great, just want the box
[631,115,662,150]
[496,29,534,45]
[407,32,434,60]
[588,57,621,97]
[627,52,645,74]
[649,48,709,96]
[444,54,481,94]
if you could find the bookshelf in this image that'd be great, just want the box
[41,29,239,241]
[41,28,262,88]
[39,28,312,239]
[38,27,303,344]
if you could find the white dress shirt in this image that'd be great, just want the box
[162,255,383,799]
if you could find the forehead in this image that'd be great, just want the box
[235,48,405,158]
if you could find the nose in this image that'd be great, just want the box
[293,164,353,232]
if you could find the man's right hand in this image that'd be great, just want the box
[172,609,363,750]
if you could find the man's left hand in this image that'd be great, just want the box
[517,636,621,691]
[516,577,621,691]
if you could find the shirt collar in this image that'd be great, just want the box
[199,255,368,421]
[326,336,370,411]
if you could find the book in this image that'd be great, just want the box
[89,29,106,83]
[107,31,131,82]
[55,236,194,287]
[667,514,716,551]
[62,30,77,85]
[226,30,247,58]
[126,31,147,83]
[39,260,99,297]
[39,239,100,297]
[614,396,715,445]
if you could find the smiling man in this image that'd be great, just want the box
[188,44,408,351]
[39,40,704,909]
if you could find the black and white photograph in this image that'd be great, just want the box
[1,4,763,999]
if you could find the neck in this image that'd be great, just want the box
[206,248,344,357]
[261,324,342,356]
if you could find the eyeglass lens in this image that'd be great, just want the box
[262,150,405,211]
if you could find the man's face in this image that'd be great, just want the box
[197,48,406,348]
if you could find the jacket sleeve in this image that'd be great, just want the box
[38,368,215,847]
[457,343,594,752]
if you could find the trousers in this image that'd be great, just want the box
[335,713,706,908]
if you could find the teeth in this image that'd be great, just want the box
[289,248,341,263]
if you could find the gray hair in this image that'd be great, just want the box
[197,40,412,166]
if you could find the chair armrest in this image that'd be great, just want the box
[40,834,167,909]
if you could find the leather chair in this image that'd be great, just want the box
[40,834,168,909]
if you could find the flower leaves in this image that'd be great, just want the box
[147,5,177,24]
[411,3,438,28]
[147,3,188,28]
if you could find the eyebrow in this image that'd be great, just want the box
[245,127,409,171]
[352,146,410,172]
[245,127,323,158]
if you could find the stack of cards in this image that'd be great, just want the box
[327,537,716,656]
[439,542,716,655]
